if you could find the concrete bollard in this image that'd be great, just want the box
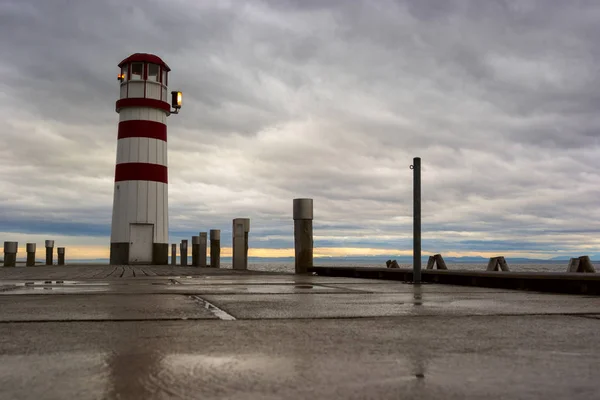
[171,244,177,266]
[426,254,448,270]
[191,236,200,266]
[26,243,36,267]
[232,218,250,270]
[210,229,221,268]
[567,256,596,273]
[3,241,18,267]
[199,232,208,267]
[293,198,314,274]
[45,240,54,266]
[180,240,188,266]
[486,256,509,272]
[57,247,65,265]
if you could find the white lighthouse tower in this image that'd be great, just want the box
[110,53,181,265]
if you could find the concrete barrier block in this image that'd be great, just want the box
[426,254,448,270]
[487,256,509,272]
[568,256,596,273]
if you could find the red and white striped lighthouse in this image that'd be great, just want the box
[110,53,181,265]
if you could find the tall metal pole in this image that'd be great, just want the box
[412,157,421,284]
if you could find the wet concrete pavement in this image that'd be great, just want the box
[0,265,599,399]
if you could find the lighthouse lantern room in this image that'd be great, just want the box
[110,53,181,265]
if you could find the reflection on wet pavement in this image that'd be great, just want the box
[0,265,598,399]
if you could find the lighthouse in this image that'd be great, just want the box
[110,53,182,265]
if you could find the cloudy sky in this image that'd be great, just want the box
[1,0,600,260]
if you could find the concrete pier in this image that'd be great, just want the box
[210,229,221,268]
[310,266,600,295]
[232,218,250,270]
[57,247,65,266]
[3,241,17,267]
[293,198,313,274]
[0,264,597,399]
[45,240,54,265]
[26,243,36,267]
[199,232,208,268]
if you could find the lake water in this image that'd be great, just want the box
[228,261,577,274]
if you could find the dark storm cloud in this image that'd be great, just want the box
[1,0,600,258]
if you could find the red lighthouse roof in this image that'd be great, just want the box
[118,53,171,72]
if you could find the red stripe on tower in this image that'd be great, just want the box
[118,120,167,141]
[115,98,170,113]
[115,163,168,183]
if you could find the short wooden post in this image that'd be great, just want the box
[180,240,188,266]
[171,244,177,266]
[3,241,18,267]
[232,218,250,270]
[45,240,54,265]
[191,236,200,266]
[210,229,221,268]
[199,232,208,267]
[26,243,36,267]
[293,198,314,274]
[426,254,448,270]
[57,247,65,265]
[487,256,509,271]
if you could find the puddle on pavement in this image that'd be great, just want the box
[0,286,112,294]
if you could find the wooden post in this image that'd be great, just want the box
[232,218,250,270]
[57,247,65,266]
[45,240,54,265]
[171,244,177,266]
[3,241,17,267]
[26,243,36,267]
[210,229,221,268]
[293,198,314,274]
[199,232,208,267]
[180,240,188,266]
[191,236,200,266]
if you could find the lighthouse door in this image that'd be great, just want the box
[129,224,153,264]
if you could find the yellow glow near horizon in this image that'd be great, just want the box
[5,242,573,261]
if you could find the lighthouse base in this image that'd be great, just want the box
[109,243,129,265]
[109,242,169,265]
[152,243,169,265]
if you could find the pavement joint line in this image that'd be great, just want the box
[190,295,236,320]
[0,312,599,324]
